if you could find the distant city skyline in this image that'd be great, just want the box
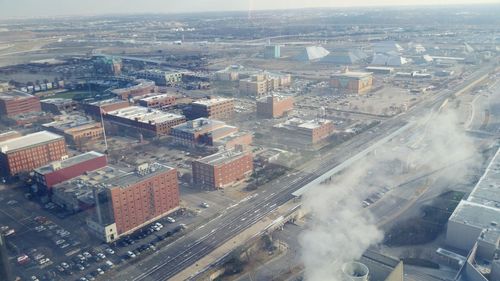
[1,0,500,19]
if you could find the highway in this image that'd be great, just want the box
[111,64,495,281]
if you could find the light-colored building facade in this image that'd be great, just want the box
[331,71,373,94]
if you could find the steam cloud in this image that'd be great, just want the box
[299,109,478,281]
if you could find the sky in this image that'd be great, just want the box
[1,0,500,19]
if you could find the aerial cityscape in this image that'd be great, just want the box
[0,1,500,281]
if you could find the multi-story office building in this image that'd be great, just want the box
[111,79,155,100]
[183,97,234,120]
[41,98,78,114]
[0,131,67,176]
[239,73,291,97]
[137,93,177,109]
[135,69,183,86]
[83,98,130,117]
[273,118,335,148]
[0,90,41,117]
[256,95,294,118]
[42,115,104,145]
[192,148,253,190]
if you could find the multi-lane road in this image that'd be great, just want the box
[111,64,495,281]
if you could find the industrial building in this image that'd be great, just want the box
[239,73,292,97]
[331,70,373,94]
[170,118,252,149]
[192,148,253,190]
[256,95,294,118]
[105,106,186,136]
[41,98,78,114]
[0,90,41,117]
[365,66,395,75]
[111,79,155,100]
[183,97,234,120]
[93,56,122,76]
[0,131,67,177]
[321,49,368,65]
[33,151,107,193]
[135,69,183,86]
[273,118,334,148]
[85,163,180,242]
[83,98,130,117]
[446,148,500,281]
[137,93,177,109]
[42,115,104,145]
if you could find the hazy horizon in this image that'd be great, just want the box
[1,0,500,19]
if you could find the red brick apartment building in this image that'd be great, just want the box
[0,131,67,176]
[0,90,41,117]
[88,163,179,242]
[183,97,234,120]
[83,98,130,117]
[33,151,107,193]
[256,95,294,118]
[111,79,155,100]
[192,149,253,189]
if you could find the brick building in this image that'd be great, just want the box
[183,97,234,120]
[0,131,67,177]
[41,98,78,114]
[170,118,252,149]
[33,151,107,193]
[85,163,179,242]
[105,106,186,137]
[192,149,253,189]
[111,79,155,100]
[137,93,177,109]
[330,71,373,94]
[83,98,130,117]
[273,118,334,148]
[0,90,41,117]
[256,95,294,118]
[42,116,104,145]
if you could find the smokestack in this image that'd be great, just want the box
[342,262,369,281]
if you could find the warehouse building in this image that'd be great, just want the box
[105,106,186,136]
[41,98,78,114]
[137,93,177,109]
[192,148,253,190]
[42,115,104,145]
[331,70,373,94]
[170,118,252,149]
[0,131,67,177]
[256,95,294,119]
[0,90,41,117]
[83,98,130,117]
[273,118,334,149]
[33,151,107,194]
[183,97,234,120]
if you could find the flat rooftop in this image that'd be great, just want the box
[41,98,76,105]
[0,90,36,100]
[449,148,500,232]
[43,115,98,131]
[172,118,225,133]
[88,98,128,106]
[192,97,233,107]
[331,71,373,79]
[107,106,185,124]
[139,93,177,102]
[0,131,64,153]
[196,149,249,166]
[35,151,105,175]
[257,95,293,103]
[275,118,332,131]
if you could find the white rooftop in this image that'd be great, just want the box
[192,97,232,107]
[0,131,63,153]
[107,106,184,124]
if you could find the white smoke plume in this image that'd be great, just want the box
[299,109,478,281]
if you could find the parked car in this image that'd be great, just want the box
[166,217,176,223]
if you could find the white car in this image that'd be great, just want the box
[166,217,176,223]
[97,253,106,259]
[31,276,39,281]
[97,268,104,275]
[201,202,210,208]
[105,248,115,255]
[82,251,92,259]
[127,251,136,258]
[55,239,65,245]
